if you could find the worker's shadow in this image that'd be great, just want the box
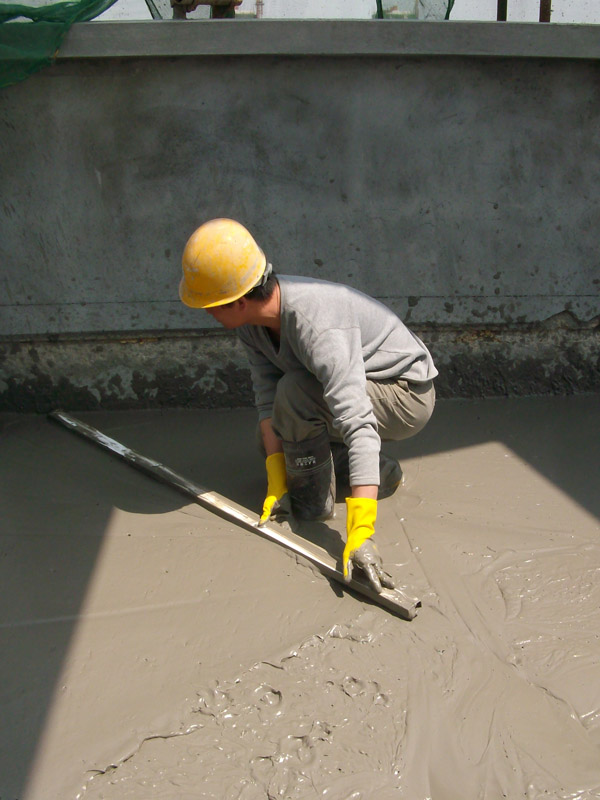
[287,511,353,598]
[76,408,348,564]
[285,515,345,555]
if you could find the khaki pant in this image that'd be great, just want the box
[270,369,435,444]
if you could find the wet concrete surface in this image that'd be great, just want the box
[1,395,599,799]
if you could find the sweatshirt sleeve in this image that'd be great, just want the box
[238,334,283,422]
[301,326,381,487]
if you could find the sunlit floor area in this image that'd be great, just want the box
[1,395,599,799]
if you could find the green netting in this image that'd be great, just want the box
[0,0,118,88]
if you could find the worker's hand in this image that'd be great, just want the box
[343,497,396,593]
[259,452,288,524]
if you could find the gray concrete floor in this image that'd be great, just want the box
[1,396,599,799]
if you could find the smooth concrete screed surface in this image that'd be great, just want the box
[1,395,599,800]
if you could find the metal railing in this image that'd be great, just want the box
[497,0,552,22]
[152,1,554,22]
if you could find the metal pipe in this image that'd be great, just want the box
[497,0,507,21]
[539,0,551,22]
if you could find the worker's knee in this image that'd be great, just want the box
[368,379,435,441]
[272,370,331,442]
[274,370,320,408]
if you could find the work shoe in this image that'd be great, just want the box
[330,442,403,501]
[283,429,336,521]
[377,455,403,499]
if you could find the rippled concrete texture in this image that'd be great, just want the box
[1,396,599,800]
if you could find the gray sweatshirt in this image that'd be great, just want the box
[237,275,437,486]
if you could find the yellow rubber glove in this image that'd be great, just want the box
[344,497,395,593]
[259,452,288,524]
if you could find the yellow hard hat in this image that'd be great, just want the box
[179,218,266,309]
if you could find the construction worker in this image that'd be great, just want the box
[179,218,437,594]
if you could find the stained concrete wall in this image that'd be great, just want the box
[1,21,599,410]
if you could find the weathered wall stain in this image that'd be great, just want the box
[1,324,597,412]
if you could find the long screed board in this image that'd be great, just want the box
[49,410,420,621]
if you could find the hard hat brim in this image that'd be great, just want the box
[179,277,208,308]
[178,251,267,309]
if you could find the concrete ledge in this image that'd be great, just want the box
[2,325,598,412]
[58,20,600,61]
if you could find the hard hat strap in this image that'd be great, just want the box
[256,260,273,288]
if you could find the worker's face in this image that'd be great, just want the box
[205,299,246,329]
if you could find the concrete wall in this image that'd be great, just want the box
[1,21,599,410]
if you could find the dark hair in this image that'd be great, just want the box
[244,271,278,302]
